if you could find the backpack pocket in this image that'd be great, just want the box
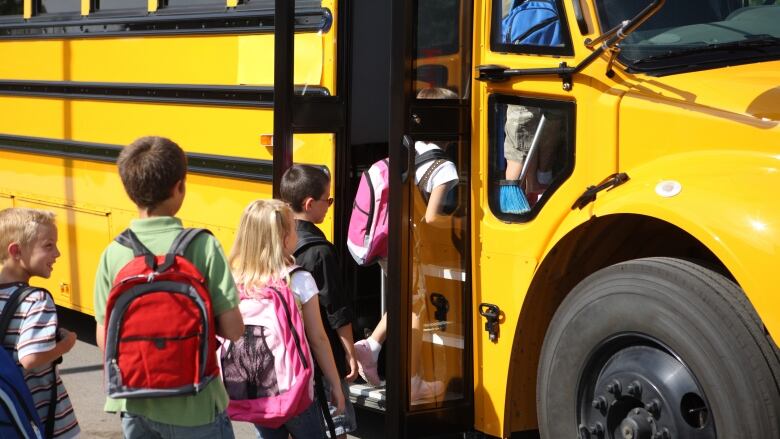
[222,325,279,400]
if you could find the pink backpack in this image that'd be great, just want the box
[219,276,314,428]
[347,158,390,266]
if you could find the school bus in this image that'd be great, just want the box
[1,0,778,438]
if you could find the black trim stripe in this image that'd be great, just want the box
[0,80,330,108]
[0,8,332,39]
[0,134,272,182]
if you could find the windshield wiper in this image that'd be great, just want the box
[632,35,780,66]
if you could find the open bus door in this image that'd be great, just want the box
[386,0,475,436]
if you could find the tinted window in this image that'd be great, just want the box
[163,0,226,6]
[38,0,81,14]
[98,0,147,11]
[0,0,23,16]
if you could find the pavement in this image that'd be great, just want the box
[56,306,382,439]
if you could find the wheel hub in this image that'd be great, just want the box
[577,335,716,439]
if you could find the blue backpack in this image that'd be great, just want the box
[0,287,46,439]
[501,0,563,46]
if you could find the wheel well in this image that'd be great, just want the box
[505,213,731,434]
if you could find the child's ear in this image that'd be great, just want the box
[301,197,314,212]
[7,242,22,260]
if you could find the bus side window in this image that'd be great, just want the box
[491,0,574,55]
[488,96,575,222]
[0,0,23,17]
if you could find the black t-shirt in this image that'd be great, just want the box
[294,220,353,377]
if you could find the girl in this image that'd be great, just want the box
[230,199,345,439]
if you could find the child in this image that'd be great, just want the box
[353,87,458,402]
[0,207,80,438]
[280,164,359,438]
[93,136,244,438]
[229,199,345,438]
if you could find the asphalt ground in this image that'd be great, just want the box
[56,306,384,439]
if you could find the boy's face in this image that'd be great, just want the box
[306,182,332,224]
[19,224,60,279]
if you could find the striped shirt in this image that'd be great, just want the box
[0,283,80,438]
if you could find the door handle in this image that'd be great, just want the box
[401,134,413,183]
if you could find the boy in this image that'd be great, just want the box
[0,207,80,438]
[280,164,358,438]
[93,136,244,438]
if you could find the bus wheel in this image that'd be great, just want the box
[537,257,780,439]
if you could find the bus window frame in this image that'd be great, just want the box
[487,93,576,223]
[489,0,575,56]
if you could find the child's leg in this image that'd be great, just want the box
[121,412,164,439]
[270,401,324,439]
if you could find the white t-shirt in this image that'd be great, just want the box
[287,267,319,305]
[414,141,459,195]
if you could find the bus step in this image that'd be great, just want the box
[349,382,386,411]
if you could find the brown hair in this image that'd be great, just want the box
[117,136,187,210]
[279,164,330,212]
[416,87,458,99]
[0,208,56,262]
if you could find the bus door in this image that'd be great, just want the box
[386,0,474,436]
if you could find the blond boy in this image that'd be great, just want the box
[0,208,80,438]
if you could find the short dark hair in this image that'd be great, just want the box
[280,165,330,212]
[117,136,187,210]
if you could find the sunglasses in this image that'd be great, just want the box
[316,197,335,206]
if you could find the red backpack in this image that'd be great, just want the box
[103,228,219,398]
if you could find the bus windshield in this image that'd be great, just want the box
[594,0,780,73]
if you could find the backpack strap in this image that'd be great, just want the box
[115,229,157,270]
[0,286,59,438]
[414,149,449,168]
[156,228,212,273]
[0,286,39,339]
[314,371,338,439]
[417,159,448,203]
[293,235,332,257]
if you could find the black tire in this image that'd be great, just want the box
[537,257,780,439]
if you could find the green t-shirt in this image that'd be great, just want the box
[93,216,239,427]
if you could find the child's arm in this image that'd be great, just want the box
[336,324,358,382]
[424,183,451,224]
[301,296,346,415]
[19,329,77,370]
[216,308,244,341]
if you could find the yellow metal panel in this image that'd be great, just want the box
[0,41,70,80]
[0,194,13,210]
[0,97,71,139]
[237,33,324,86]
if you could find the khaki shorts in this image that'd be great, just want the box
[503,105,540,162]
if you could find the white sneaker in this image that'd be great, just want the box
[410,376,444,404]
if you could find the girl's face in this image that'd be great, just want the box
[283,214,298,257]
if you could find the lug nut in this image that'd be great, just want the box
[579,424,591,439]
[645,399,661,417]
[607,380,622,396]
[589,422,604,438]
[653,429,671,439]
[627,381,642,398]
[592,396,607,411]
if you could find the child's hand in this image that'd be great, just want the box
[344,353,358,383]
[331,385,346,416]
[57,328,77,354]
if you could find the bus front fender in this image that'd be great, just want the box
[591,150,780,341]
